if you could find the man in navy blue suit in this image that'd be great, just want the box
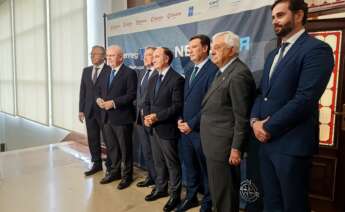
[97,45,137,190]
[177,34,217,212]
[250,0,334,211]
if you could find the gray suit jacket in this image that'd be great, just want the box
[200,58,256,162]
[135,68,158,125]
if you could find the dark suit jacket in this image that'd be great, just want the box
[251,32,334,156]
[135,68,158,125]
[200,58,256,162]
[79,64,111,119]
[183,59,218,132]
[143,67,184,140]
[100,64,137,125]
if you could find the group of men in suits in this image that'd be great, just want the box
[78,0,334,211]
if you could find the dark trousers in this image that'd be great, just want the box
[103,123,133,180]
[260,148,311,212]
[206,159,240,212]
[85,116,103,164]
[151,129,181,197]
[181,132,211,208]
[136,124,157,182]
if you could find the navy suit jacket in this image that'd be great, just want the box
[251,32,334,156]
[79,64,111,119]
[100,64,137,125]
[143,67,184,140]
[183,59,218,132]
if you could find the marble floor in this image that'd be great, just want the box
[0,141,199,212]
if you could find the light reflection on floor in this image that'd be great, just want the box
[0,141,200,212]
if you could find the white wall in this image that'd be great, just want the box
[86,0,127,64]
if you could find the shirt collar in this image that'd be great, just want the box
[219,56,237,73]
[113,63,123,72]
[159,66,170,77]
[194,57,209,72]
[284,28,305,45]
[94,62,105,70]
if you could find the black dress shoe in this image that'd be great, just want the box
[99,173,121,184]
[117,179,133,190]
[136,178,154,187]
[163,196,180,212]
[145,188,169,201]
[84,164,102,176]
[176,197,199,211]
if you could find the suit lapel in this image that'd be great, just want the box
[154,67,172,100]
[108,65,125,91]
[185,61,210,100]
[94,65,108,86]
[202,59,238,106]
[266,32,308,94]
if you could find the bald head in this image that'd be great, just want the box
[106,45,124,68]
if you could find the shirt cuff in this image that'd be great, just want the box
[112,100,116,109]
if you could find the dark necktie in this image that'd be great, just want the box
[154,74,163,97]
[92,67,99,84]
[189,66,199,86]
[215,70,222,78]
[108,69,116,88]
[269,42,289,80]
[140,69,151,95]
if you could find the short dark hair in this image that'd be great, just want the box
[92,45,106,57]
[271,0,308,25]
[161,47,174,65]
[189,34,211,54]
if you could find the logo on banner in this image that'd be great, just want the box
[138,48,145,61]
[151,16,164,23]
[208,0,220,8]
[240,179,260,203]
[187,6,194,17]
[167,12,182,20]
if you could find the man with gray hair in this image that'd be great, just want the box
[135,46,157,188]
[200,31,256,212]
[97,45,137,190]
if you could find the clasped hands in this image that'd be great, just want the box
[96,98,114,110]
[177,119,192,134]
[252,117,271,143]
[144,113,158,127]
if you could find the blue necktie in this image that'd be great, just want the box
[269,42,289,80]
[154,74,163,96]
[108,69,116,88]
[189,66,199,86]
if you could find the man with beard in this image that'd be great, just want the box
[250,0,334,211]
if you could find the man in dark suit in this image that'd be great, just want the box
[135,46,157,188]
[250,1,334,211]
[200,31,256,212]
[177,34,217,212]
[143,47,184,212]
[97,45,137,190]
[79,45,111,176]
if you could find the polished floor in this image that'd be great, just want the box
[0,141,199,212]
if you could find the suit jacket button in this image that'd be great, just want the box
[264,97,268,101]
